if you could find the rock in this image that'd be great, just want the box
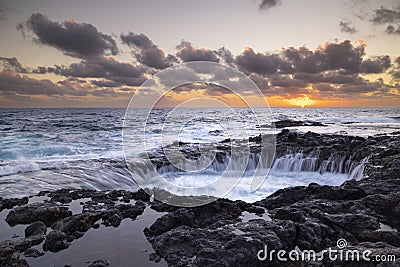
[43,231,70,252]
[150,201,179,213]
[25,221,46,238]
[52,212,101,235]
[132,189,151,202]
[87,259,110,267]
[275,120,325,128]
[117,202,146,220]
[149,253,161,262]
[287,131,297,142]
[6,202,72,226]
[23,247,44,258]
[0,197,28,212]
[101,209,122,227]
[0,241,29,267]
[273,207,306,222]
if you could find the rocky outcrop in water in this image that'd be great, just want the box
[273,119,326,128]
[0,131,399,266]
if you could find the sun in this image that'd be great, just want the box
[287,94,316,108]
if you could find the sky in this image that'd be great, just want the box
[0,0,399,108]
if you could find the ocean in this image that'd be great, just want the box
[1,107,399,201]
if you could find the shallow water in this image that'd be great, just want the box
[21,206,168,267]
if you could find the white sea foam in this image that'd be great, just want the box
[0,107,397,199]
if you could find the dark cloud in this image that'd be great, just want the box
[322,40,365,73]
[120,32,152,48]
[121,32,175,69]
[258,0,281,10]
[390,56,400,80]
[386,25,400,34]
[0,57,28,73]
[176,41,219,62]
[156,66,200,87]
[0,71,127,98]
[21,13,118,58]
[360,56,391,73]
[0,71,62,95]
[91,80,121,88]
[294,72,365,85]
[371,6,400,35]
[16,23,25,37]
[235,48,280,75]
[371,6,400,25]
[269,74,307,88]
[216,47,234,64]
[282,41,366,74]
[37,56,147,86]
[1,73,60,95]
[248,74,273,95]
[313,83,336,92]
[339,21,358,34]
[283,47,325,74]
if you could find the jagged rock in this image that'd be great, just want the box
[23,248,44,258]
[0,241,29,267]
[52,212,101,234]
[43,230,70,252]
[25,221,46,238]
[6,202,71,226]
[274,120,326,128]
[0,197,28,212]
[116,202,146,220]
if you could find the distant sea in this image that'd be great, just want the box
[1,107,399,201]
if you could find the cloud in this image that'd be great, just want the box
[121,32,175,69]
[360,55,391,73]
[320,40,365,73]
[371,6,400,35]
[269,74,307,88]
[36,56,147,86]
[91,80,121,88]
[235,47,280,75]
[390,56,400,80]
[21,13,118,58]
[0,71,129,98]
[386,25,400,34]
[216,47,234,64]
[294,72,365,85]
[371,6,400,25]
[258,0,281,10]
[6,12,400,108]
[281,40,366,74]
[0,57,28,73]
[176,41,219,62]
[339,21,358,34]
[0,71,62,95]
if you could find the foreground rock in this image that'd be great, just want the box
[143,132,400,266]
[0,241,29,267]
[6,202,71,226]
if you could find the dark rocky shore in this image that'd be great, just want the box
[1,130,399,266]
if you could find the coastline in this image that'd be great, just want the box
[1,130,399,266]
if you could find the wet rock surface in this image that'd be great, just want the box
[273,119,326,128]
[0,131,399,266]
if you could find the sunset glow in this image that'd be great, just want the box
[287,94,316,108]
